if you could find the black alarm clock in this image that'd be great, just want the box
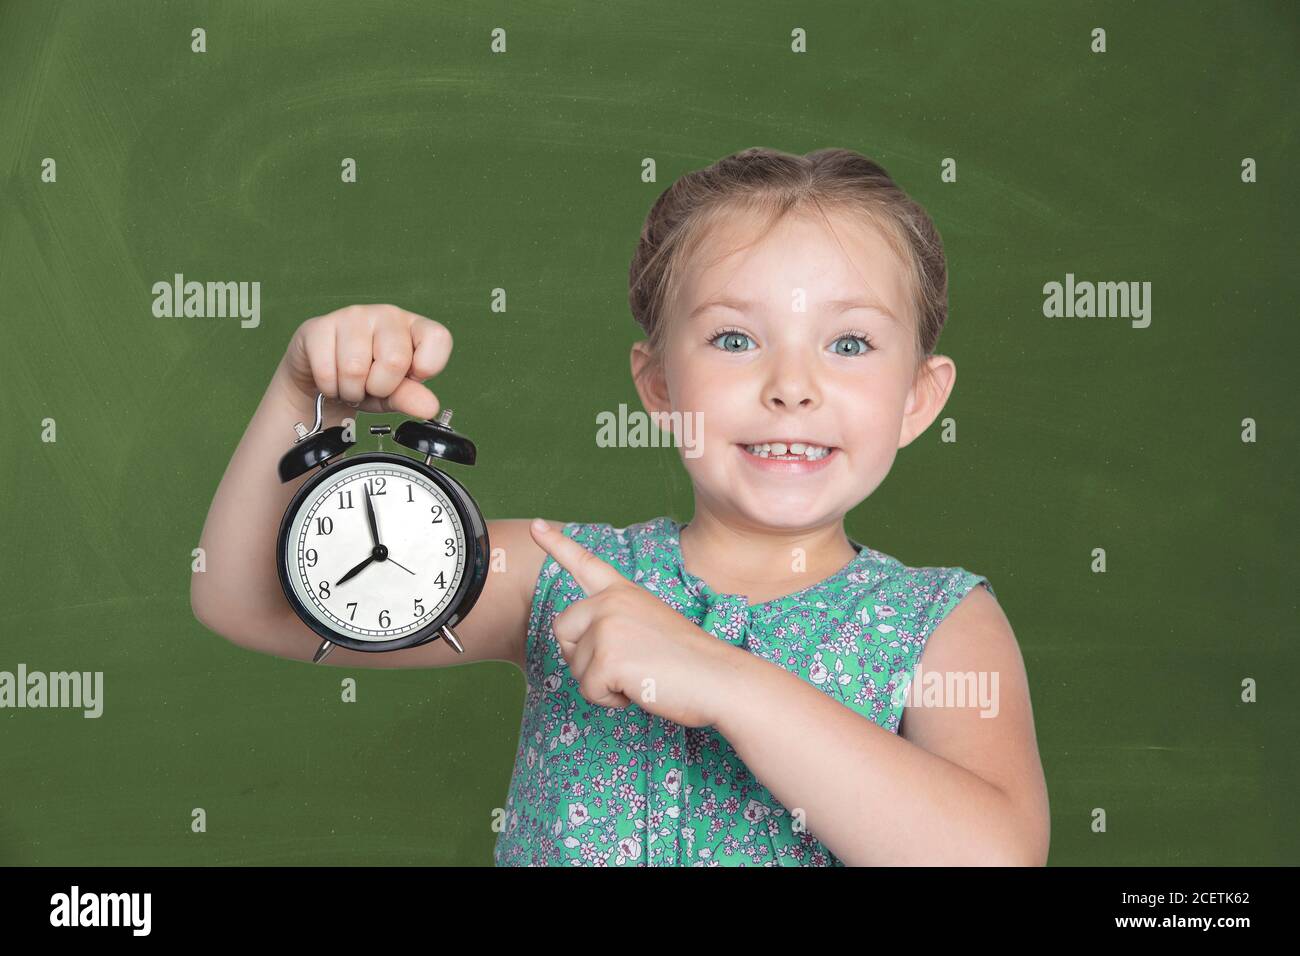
[275,392,489,664]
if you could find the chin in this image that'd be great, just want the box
[728,501,838,530]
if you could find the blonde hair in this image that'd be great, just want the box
[628,147,948,385]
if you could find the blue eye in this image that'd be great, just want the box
[708,328,875,355]
[708,328,755,352]
[830,333,874,356]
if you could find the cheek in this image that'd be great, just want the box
[830,374,895,415]
[657,369,729,464]
[668,373,734,427]
[829,382,907,452]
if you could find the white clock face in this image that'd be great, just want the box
[283,461,467,642]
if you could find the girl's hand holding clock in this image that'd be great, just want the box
[276,304,451,420]
[261,303,486,659]
[193,301,507,671]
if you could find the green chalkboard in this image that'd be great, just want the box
[0,0,1296,867]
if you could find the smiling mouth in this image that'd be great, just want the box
[738,441,835,461]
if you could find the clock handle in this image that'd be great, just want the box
[312,640,334,664]
[293,392,327,443]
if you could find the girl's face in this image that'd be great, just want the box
[632,207,956,533]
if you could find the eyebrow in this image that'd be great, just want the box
[688,296,899,323]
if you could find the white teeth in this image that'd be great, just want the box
[742,442,831,460]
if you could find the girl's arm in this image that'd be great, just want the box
[711,585,1050,865]
[190,304,555,670]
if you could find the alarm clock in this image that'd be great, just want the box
[275,392,489,664]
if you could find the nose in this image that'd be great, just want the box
[762,349,821,411]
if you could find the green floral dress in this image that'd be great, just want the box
[494,516,994,866]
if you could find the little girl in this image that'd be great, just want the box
[192,146,1049,867]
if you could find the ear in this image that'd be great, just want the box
[630,340,671,417]
[898,354,957,448]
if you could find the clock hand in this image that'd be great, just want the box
[335,554,374,587]
[386,556,416,576]
[364,484,381,547]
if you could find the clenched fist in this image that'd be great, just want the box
[278,303,450,420]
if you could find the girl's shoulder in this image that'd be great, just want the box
[837,541,996,638]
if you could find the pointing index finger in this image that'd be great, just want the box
[530,519,625,596]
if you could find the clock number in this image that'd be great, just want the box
[305,548,318,568]
[346,602,357,621]
[430,504,444,523]
[378,609,391,628]
[445,537,456,557]
[337,490,354,510]
[315,516,334,535]
[433,571,446,590]
[365,477,387,496]
[406,483,414,503]
[318,581,331,599]
[413,598,425,616]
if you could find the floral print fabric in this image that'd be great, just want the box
[494,516,994,866]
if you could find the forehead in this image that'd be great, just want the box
[678,206,912,322]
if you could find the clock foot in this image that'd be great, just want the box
[312,640,335,664]
[440,624,464,654]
